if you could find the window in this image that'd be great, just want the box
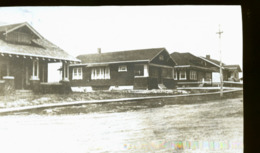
[118,65,127,72]
[134,64,149,77]
[190,70,197,80]
[134,65,144,76]
[159,55,164,61]
[91,67,110,80]
[205,73,211,81]
[31,60,39,80]
[72,67,83,80]
[174,71,178,80]
[179,70,186,80]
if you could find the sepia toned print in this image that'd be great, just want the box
[0,6,242,153]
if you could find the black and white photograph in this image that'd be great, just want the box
[0,6,243,153]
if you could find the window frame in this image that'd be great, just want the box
[118,65,127,72]
[91,67,110,80]
[72,67,83,80]
[159,55,164,61]
[179,70,187,80]
[189,70,197,80]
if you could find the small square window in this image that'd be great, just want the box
[118,65,127,72]
[159,55,164,61]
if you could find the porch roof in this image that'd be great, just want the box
[174,65,215,71]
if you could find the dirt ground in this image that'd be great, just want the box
[0,90,186,108]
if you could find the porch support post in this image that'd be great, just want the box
[67,63,69,80]
[144,64,149,77]
[32,60,35,78]
[31,60,39,80]
[172,68,174,79]
[37,60,39,79]
[60,61,71,93]
[62,61,69,82]
[6,62,10,76]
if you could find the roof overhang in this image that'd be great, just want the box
[224,67,242,72]
[197,56,225,70]
[149,63,174,69]
[69,60,149,67]
[0,51,80,63]
[174,65,215,71]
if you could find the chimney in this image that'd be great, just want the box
[97,48,101,54]
[206,55,210,59]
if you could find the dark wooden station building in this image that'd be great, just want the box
[69,48,177,91]
[170,52,215,87]
[199,55,242,82]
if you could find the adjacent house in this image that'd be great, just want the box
[199,55,242,82]
[0,22,80,92]
[69,48,177,91]
[170,52,215,87]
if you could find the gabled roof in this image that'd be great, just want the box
[223,65,242,72]
[0,22,79,62]
[199,56,242,72]
[170,52,201,65]
[77,48,173,64]
[0,22,23,32]
[170,52,216,71]
[198,56,224,68]
[0,22,43,39]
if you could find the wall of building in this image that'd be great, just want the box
[150,50,175,66]
[70,63,143,88]
[0,56,49,90]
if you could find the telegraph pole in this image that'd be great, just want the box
[216,25,223,97]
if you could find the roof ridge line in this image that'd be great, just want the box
[0,22,25,27]
[77,47,166,56]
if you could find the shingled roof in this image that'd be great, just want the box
[199,56,225,67]
[0,22,24,33]
[199,56,242,72]
[0,22,79,62]
[170,52,217,71]
[223,65,242,72]
[77,48,170,64]
[170,52,201,65]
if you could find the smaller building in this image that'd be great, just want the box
[199,55,242,82]
[170,52,215,87]
[69,48,177,91]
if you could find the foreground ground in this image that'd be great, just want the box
[0,97,243,153]
[0,89,226,109]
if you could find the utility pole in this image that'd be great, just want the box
[216,25,223,97]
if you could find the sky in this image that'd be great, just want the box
[0,6,243,80]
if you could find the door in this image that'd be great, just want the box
[14,61,23,89]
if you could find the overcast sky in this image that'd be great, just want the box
[0,6,242,69]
